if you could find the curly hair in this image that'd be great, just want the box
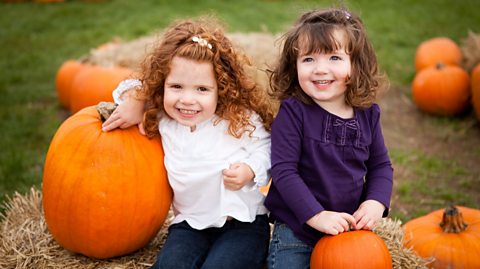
[269,8,388,108]
[138,17,273,138]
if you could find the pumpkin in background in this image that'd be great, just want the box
[412,63,470,116]
[471,63,480,121]
[403,205,480,269]
[259,179,271,196]
[69,65,134,114]
[310,230,392,269]
[55,60,87,109]
[415,37,462,71]
[42,103,172,259]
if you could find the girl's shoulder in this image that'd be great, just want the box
[279,96,311,112]
[355,103,382,126]
[364,103,381,115]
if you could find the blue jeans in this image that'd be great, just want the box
[150,215,270,269]
[267,221,314,269]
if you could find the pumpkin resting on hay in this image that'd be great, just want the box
[311,230,393,269]
[42,103,172,259]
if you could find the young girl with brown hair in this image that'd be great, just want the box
[264,7,393,268]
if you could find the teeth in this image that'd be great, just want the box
[179,109,197,114]
[315,80,330,84]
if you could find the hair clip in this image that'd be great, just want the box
[343,11,351,20]
[192,36,213,49]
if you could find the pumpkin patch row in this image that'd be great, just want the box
[412,37,480,118]
[55,60,135,114]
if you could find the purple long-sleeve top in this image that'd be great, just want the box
[264,97,393,246]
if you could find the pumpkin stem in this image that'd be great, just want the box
[439,205,468,233]
[435,62,446,70]
[96,102,118,122]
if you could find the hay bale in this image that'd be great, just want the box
[1,187,430,268]
[461,31,480,73]
[83,32,281,71]
[374,218,432,269]
[0,187,170,269]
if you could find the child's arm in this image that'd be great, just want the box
[359,104,393,228]
[101,80,146,133]
[307,210,357,235]
[223,113,271,191]
[222,163,255,191]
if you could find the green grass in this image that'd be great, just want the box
[389,148,475,220]
[1,0,479,217]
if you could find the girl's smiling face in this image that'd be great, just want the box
[296,29,351,111]
[163,56,218,131]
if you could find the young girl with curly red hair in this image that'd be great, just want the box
[102,18,273,269]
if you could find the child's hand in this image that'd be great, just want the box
[352,200,385,230]
[102,97,145,134]
[222,163,254,191]
[307,210,356,235]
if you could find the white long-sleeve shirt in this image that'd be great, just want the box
[113,80,270,229]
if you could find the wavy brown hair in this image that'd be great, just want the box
[138,18,274,138]
[269,8,388,108]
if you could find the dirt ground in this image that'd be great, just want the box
[86,32,480,220]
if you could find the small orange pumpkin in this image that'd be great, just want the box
[415,37,462,71]
[412,63,470,116]
[310,230,392,269]
[69,65,134,114]
[403,205,480,269]
[43,103,172,259]
[471,63,480,121]
[55,60,88,109]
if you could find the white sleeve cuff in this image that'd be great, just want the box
[241,160,271,192]
[112,79,142,104]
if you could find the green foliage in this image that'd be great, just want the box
[0,0,479,216]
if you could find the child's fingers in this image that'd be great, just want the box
[102,118,121,132]
[138,123,146,135]
[222,168,237,178]
[223,178,242,191]
[339,213,357,230]
[355,215,376,230]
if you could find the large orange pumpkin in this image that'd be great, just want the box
[412,63,470,116]
[69,65,134,114]
[42,103,172,259]
[310,230,392,269]
[403,205,480,269]
[471,63,480,121]
[415,37,462,71]
[55,60,88,109]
